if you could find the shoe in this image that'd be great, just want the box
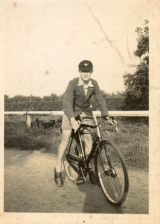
[54,168,63,187]
[89,171,97,185]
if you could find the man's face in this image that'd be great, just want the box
[79,71,92,82]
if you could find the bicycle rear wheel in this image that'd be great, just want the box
[63,137,79,181]
[95,141,129,206]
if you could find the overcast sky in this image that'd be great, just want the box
[5,0,148,97]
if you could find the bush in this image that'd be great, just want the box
[5,100,63,111]
[99,118,149,169]
[4,119,62,153]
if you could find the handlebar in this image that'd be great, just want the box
[100,117,119,132]
[75,115,119,132]
[75,115,93,121]
[110,117,119,132]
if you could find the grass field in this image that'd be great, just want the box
[4,115,149,169]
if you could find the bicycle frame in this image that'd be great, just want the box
[66,115,104,172]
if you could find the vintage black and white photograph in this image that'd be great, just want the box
[1,0,160,223]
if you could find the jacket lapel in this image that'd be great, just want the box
[77,85,85,97]
[85,87,94,101]
[76,78,94,99]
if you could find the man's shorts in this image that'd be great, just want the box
[62,113,93,134]
[62,113,72,131]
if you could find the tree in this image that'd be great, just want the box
[12,95,24,103]
[123,20,149,110]
[4,95,10,103]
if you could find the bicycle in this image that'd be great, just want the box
[63,115,129,206]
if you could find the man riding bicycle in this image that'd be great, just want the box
[54,60,113,187]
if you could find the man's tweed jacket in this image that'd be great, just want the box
[63,77,109,119]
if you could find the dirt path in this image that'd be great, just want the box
[4,149,149,214]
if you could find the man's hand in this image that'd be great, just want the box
[101,116,118,130]
[70,117,80,132]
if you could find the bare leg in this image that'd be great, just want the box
[83,133,93,156]
[83,133,97,184]
[83,133,95,167]
[55,130,71,172]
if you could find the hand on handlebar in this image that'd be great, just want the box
[70,118,80,132]
[101,116,118,131]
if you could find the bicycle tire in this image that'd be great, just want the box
[95,140,129,206]
[63,137,79,181]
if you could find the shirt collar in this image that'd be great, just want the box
[77,78,94,87]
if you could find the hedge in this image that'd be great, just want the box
[5,98,125,111]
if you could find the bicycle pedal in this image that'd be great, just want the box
[75,179,86,185]
[75,176,86,185]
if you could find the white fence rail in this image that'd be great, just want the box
[4,110,149,116]
[4,111,149,128]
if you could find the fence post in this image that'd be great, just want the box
[25,112,31,128]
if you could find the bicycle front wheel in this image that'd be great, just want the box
[95,141,129,206]
[63,137,79,181]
